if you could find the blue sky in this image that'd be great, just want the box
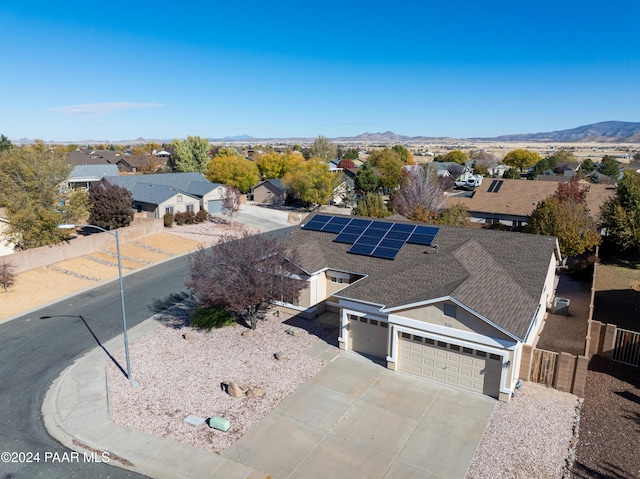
[1,0,639,142]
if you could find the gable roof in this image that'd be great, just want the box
[285,215,559,341]
[70,164,119,180]
[254,178,286,192]
[105,172,222,200]
[445,178,616,221]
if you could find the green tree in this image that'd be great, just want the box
[309,135,337,161]
[503,149,541,171]
[442,150,468,165]
[342,148,360,160]
[368,147,399,167]
[601,171,640,253]
[502,167,521,179]
[526,179,600,257]
[88,179,134,230]
[354,193,391,218]
[0,142,80,249]
[392,145,414,165]
[206,151,260,193]
[171,136,211,173]
[599,155,620,179]
[0,134,12,152]
[580,158,596,173]
[377,154,403,190]
[354,161,379,193]
[282,157,337,205]
[438,203,471,227]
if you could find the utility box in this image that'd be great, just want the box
[207,416,230,432]
[554,298,570,316]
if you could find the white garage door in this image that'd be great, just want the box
[398,333,502,398]
[347,315,388,359]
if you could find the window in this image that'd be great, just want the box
[425,338,435,345]
[437,341,448,348]
[186,204,195,213]
[412,335,423,342]
[165,206,174,215]
[402,332,411,339]
[177,194,183,202]
[380,322,388,328]
[330,277,344,284]
[450,344,460,352]
[370,320,378,326]
[462,347,473,355]
[444,303,457,319]
[489,353,501,361]
[476,351,487,358]
[359,317,367,323]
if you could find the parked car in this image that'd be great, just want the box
[455,175,483,190]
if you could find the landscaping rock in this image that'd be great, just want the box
[241,330,255,338]
[221,380,244,398]
[285,327,302,336]
[274,351,289,360]
[182,332,195,340]
[245,387,264,398]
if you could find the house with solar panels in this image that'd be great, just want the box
[280,213,561,401]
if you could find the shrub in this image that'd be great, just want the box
[190,305,235,330]
[163,213,173,227]
[195,210,209,223]
[569,254,599,281]
[0,261,16,292]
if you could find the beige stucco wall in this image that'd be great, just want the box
[394,301,513,342]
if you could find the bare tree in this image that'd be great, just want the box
[221,187,242,226]
[186,232,307,330]
[392,165,446,221]
[0,261,16,292]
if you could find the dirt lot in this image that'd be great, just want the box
[571,356,640,479]
[593,261,640,332]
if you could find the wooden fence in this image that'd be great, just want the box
[520,345,589,395]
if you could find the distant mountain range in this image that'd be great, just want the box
[13,121,640,145]
[478,121,640,143]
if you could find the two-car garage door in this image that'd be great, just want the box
[398,333,502,398]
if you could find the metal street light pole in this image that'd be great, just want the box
[57,223,132,382]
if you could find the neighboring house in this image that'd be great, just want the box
[105,172,226,217]
[429,162,472,181]
[279,214,561,402]
[68,164,120,190]
[445,178,616,227]
[252,179,287,204]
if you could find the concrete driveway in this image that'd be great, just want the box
[235,203,296,231]
[222,352,496,479]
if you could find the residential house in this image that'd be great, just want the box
[68,164,120,190]
[252,178,287,204]
[279,214,561,402]
[445,178,616,227]
[429,162,473,181]
[105,172,226,218]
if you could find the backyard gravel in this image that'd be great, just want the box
[107,303,338,454]
[467,382,581,479]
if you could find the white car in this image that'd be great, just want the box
[455,175,483,190]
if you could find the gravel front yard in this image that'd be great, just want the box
[107,302,338,454]
[571,355,640,479]
[467,382,581,479]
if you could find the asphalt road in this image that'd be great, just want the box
[0,222,296,479]
[0,254,194,479]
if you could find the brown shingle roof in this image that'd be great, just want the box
[445,178,615,221]
[285,215,559,341]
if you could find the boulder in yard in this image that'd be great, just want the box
[241,330,255,338]
[221,380,244,398]
[274,351,289,360]
[245,387,264,398]
[182,332,196,340]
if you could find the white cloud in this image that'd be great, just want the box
[49,102,165,116]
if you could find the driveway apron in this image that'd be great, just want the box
[222,352,496,479]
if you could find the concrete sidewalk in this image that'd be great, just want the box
[41,313,281,479]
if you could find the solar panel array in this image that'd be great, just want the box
[301,215,440,260]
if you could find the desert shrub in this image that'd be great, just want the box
[163,213,173,227]
[190,305,235,330]
[175,211,197,225]
[195,210,209,223]
[569,254,599,281]
[0,261,16,292]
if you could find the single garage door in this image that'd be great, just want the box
[347,315,388,359]
[208,199,223,214]
[398,333,502,398]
